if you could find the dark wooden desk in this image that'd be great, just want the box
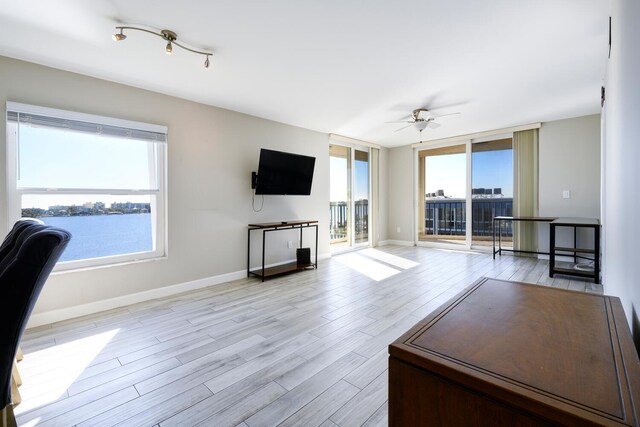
[247,220,318,281]
[492,216,557,259]
[389,277,640,426]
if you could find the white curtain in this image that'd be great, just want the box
[512,129,539,252]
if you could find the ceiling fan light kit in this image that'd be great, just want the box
[113,26,212,68]
[387,108,460,135]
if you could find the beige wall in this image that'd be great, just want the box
[537,114,601,252]
[603,0,640,343]
[0,56,332,317]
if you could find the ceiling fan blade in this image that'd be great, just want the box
[394,124,414,132]
[427,121,441,129]
[431,112,461,119]
[385,120,414,124]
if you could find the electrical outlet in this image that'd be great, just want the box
[396,226,401,233]
[562,190,571,199]
[287,240,293,248]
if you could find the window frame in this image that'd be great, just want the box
[5,102,168,271]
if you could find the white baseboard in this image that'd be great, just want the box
[379,239,415,247]
[28,252,333,329]
[27,269,247,328]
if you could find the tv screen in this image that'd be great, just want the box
[255,149,316,195]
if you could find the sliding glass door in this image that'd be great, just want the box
[330,145,351,249]
[354,149,369,244]
[471,139,513,247]
[330,144,370,252]
[418,145,467,244]
[417,138,513,249]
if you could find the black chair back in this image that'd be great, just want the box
[0,220,43,265]
[0,222,71,408]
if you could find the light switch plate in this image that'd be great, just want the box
[562,190,571,199]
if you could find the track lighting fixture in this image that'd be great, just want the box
[113,26,213,68]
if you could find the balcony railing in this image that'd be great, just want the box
[329,200,368,243]
[424,197,513,238]
[329,198,511,243]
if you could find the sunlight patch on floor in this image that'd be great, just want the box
[335,252,400,281]
[15,328,120,416]
[20,417,41,427]
[358,248,420,270]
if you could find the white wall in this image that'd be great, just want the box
[0,56,331,318]
[386,145,414,244]
[603,0,640,344]
[537,115,601,252]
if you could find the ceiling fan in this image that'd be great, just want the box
[387,108,460,134]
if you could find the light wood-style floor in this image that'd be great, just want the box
[16,246,602,427]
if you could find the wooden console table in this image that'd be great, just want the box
[389,277,640,426]
[247,220,318,282]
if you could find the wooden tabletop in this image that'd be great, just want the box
[390,277,640,425]
[248,220,318,228]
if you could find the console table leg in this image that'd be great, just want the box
[247,229,251,278]
[262,230,266,282]
[549,224,556,277]
[594,225,600,284]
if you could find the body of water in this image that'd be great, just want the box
[41,213,153,262]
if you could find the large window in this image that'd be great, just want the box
[6,102,167,270]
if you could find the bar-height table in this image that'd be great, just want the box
[549,217,600,283]
[492,216,557,259]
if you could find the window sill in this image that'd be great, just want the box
[51,253,167,275]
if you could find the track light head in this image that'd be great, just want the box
[204,55,210,68]
[166,42,172,54]
[112,29,126,41]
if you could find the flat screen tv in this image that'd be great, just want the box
[254,149,316,195]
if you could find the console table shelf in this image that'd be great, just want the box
[249,261,315,279]
[247,220,318,282]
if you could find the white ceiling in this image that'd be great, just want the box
[0,0,609,147]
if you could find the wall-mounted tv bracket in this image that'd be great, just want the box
[251,172,258,189]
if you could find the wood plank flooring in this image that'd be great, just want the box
[16,246,602,426]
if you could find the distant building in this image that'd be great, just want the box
[436,189,444,197]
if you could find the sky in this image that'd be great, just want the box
[17,124,158,209]
[425,149,513,198]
